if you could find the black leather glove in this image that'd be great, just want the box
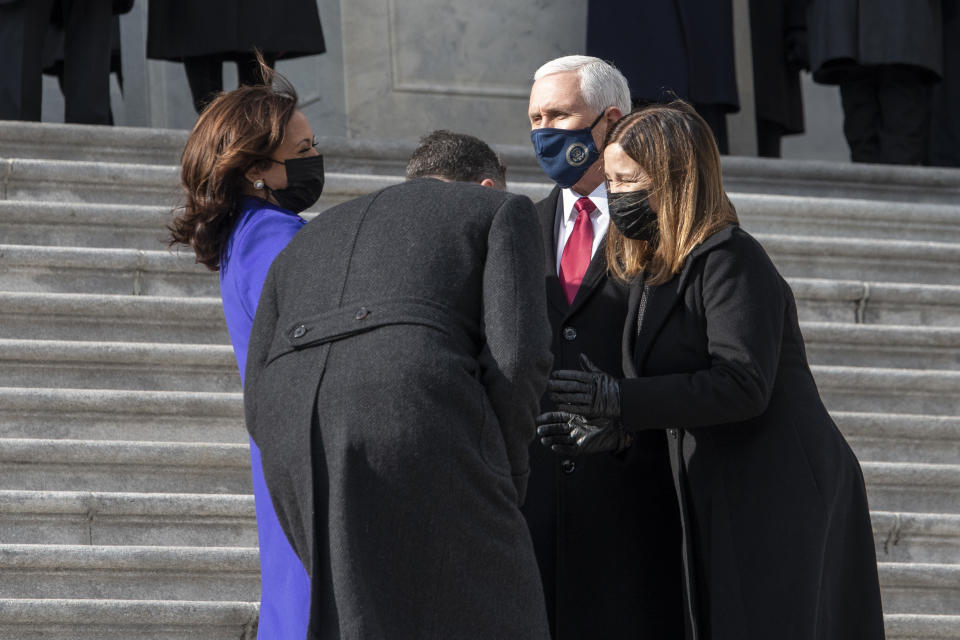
[536,411,630,457]
[547,353,621,420]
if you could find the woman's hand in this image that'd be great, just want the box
[536,411,630,457]
[548,353,622,420]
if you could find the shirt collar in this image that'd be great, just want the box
[561,182,608,223]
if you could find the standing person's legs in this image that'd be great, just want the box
[183,56,224,115]
[877,64,932,165]
[840,68,883,163]
[695,104,729,155]
[756,119,783,158]
[0,0,57,121]
[236,51,277,87]
[61,0,112,124]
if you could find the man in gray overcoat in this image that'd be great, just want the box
[244,177,553,639]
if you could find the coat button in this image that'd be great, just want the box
[292,324,306,339]
[354,307,369,320]
[667,428,679,439]
[561,459,576,474]
[562,326,577,341]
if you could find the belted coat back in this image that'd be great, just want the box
[244,179,553,639]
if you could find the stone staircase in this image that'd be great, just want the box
[1,119,959,638]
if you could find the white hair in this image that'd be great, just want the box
[533,55,631,116]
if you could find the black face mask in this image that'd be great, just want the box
[267,155,325,213]
[609,189,659,242]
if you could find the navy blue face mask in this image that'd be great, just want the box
[530,111,605,189]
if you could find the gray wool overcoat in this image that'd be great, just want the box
[244,179,553,640]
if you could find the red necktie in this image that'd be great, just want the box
[559,197,596,304]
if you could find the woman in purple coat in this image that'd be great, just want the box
[169,65,324,639]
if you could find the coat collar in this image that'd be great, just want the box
[537,185,612,318]
[629,225,738,372]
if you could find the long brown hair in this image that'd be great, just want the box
[604,101,738,285]
[168,59,298,270]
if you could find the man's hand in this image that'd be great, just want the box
[536,411,629,457]
[547,353,621,420]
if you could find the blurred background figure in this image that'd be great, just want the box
[586,0,739,153]
[146,0,325,115]
[808,0,943,164]
[749,0,807,158]
[0,0,131,124]
[40,2,130,125]
[929,0,960,167]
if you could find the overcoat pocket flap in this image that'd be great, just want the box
[265,298,469,365]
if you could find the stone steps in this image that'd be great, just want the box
[885,614,960,640]
[792,279,960,327]
[5,234,959,298]
[4,191,960,251]
[862,462,960,514]
[880,563,960,615]
[754,233,960,285]
[0,490,255,547]
[734,193,960,243]
[4,283,960,349]
[0,339,238,392]
[6,120,960,203]
[815,365,960,416]
[0,544,258,601]
[2,322,959,394]
[0,598,258,640]
[3,193,957,251]
[0,292,226,344]
[0,438,250,494]
[837,412,960,465]
[2,119,958,638]
[0,387,244,443]
[874,511,960,564]
[803,322,960,370]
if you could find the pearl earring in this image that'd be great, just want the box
[254,179,264,190]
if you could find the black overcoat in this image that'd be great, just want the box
[147,0,325,61]
[620,225,884,639]
[808,0,942,84]
[244,180,553,639]
[587,0,739,111]
[520,187,684,639]
[749,0,805,134]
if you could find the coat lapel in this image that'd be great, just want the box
[632,225,738,372]
[537,187,569,315]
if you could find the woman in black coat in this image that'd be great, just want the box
[538,101,885,639]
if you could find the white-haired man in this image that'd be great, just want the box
[523,55,685,638]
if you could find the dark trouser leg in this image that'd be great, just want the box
[0,0,56,120]
[695,103,729,154]
[183,55,224,115]
[840,70,883,163]
[876,64,932,165]
[61,0,113,124]
[236,51,277,87]
[756,118,783,158]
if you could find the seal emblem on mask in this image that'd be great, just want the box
[566,142,589,167]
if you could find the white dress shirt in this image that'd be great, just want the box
[554,182,610,275]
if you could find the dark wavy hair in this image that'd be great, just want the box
[167,58,298,270]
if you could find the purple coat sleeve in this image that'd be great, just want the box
[220,209,305,385]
